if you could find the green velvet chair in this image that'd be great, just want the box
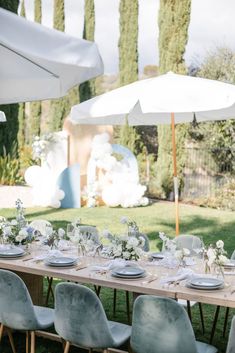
[29,219,54,306]
[0,269,54,353]
[112,233,150,322]
[130,295,217,353]
[226,316,235,353]
[54,282,131,353]
[175,234,205,333]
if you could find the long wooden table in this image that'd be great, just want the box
[0,250,235,308]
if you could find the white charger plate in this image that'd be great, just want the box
[45,256,77,267]
[0,247,25,258]
[112,266,145,277]
[151,252,164,260]
[111,272,146,280]
[187,277,224,290]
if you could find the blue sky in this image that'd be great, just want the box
[23,0,235,74]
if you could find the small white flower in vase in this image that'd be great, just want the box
[175,248,190,267]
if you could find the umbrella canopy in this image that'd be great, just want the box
[70,72,235,235]
[70,72,235,125]
[0,112,6,122]
[0,8,103,104]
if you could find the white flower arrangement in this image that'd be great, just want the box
[32,133,57,162]
[0,200,36,246]
[204,240,228,274]
[175,248,191,266]
[68,228,99,255]
[44,225,66,249]
[0,219,36,245]
[159,232,177,253]
[102,230,145,261]
[120,216,139,235]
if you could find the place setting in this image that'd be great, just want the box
[44,256,78,268]
[0,246,26,259]
[110,265,146,280]
[186,277,225,291]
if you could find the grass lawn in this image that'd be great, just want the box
[0,201,235,352]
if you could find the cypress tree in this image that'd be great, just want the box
[17,0,26,149]
[20,0,25,16]
[118,0,140,153]
[28,0,42,142]
[79,0,96,102]
[0,0,19,155]
[156,0,191,198]
[49,0,69,131]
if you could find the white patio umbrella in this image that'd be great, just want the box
[0,8,103,104]
[70,72,235,235]
[0,111,6,122]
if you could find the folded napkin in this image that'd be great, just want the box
[34,249,64,261]
[90,258,127,272]
[160,268,196,285]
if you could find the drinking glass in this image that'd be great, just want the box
[67,224,75,238]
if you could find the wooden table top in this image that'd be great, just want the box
[0,248,235,308]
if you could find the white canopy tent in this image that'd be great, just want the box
[0,8,103,104]
[70,72,235,235]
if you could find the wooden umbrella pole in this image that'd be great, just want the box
[171,112,179,236]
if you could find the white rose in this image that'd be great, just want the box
[127,237,139,249]
[216,240,224,249]
[123,251,131,260]
[19,229,28,239]
[16,235,24,242]
[11,220,17,226]
[3,226,11,236]
[135,247,143,257]
[218,255,228,265]
[182,248,190,256]
[58,228,65,238]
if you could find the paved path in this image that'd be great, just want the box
[0,185,34,208]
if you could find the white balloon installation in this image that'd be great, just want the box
[24,132,67,208]
[87,133,149,208]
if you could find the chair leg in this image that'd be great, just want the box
[26,331,30,353]
[64,341,70,353]
[198,303,205,334]
[45,276,54,306]
[5,327,17,353]
[113,289,117,317]
[223,307,230,337]
[126,291,131,324]
[210,305,220,344]
[0,323,4,343]
[186,300,192,322]
[30,331,35,353]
